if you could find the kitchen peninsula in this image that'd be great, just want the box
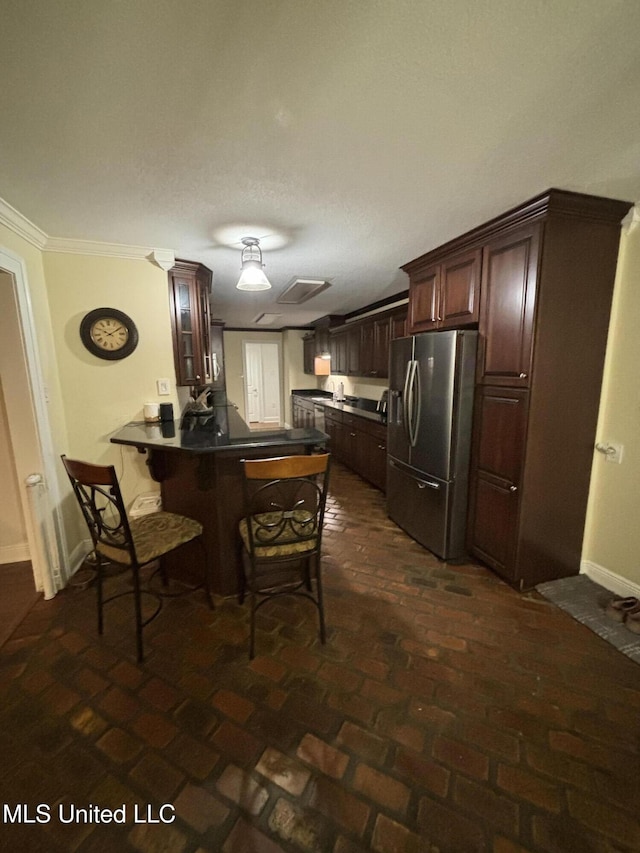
[110,395,327,596]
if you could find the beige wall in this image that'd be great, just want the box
[582,221,640,589]
[283,330,318,424]
[319,372,388,401]
[43,252,177,508]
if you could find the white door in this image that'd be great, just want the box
[243,342,282,425]
[244,343,262,422]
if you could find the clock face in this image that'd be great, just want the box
[80,308,139,360]
[90,317,129,352]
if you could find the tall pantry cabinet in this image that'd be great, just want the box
[471,191,631,589]
[404,190,632,590]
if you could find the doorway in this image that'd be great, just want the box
[243,341,282,427]
[0,250,65,600]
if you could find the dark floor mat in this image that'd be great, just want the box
[537,574,640,664]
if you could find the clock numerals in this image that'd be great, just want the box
[91,318,129,350]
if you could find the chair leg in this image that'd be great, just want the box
[238,550,247,605]
[249,588,257,660]
[132,564,144,663]
[303,556,312,592]
[197,537,214,609]
[95,551,104,636]
[315,554,327,645]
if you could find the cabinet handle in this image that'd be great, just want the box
[519,373,527,379]
[509,485,518,492]
[350,432,356,437]
[195,374,201,380]
[378,444,385,450]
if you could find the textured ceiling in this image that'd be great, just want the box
[2,0,639,328]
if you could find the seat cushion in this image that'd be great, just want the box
[97,511,202,566]
[239,510,319,558]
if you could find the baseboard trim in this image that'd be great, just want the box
[66,540,92,580]
[580,560,640,598]
[0,542,30,564]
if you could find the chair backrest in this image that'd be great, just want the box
[61,455,136,564]
[241,454,331,555]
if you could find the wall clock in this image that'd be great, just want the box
[80,308,139,360]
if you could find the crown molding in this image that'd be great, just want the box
[44,236,175,264]
[0,197,48,249]
[0,194,175,265]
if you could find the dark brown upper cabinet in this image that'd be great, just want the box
[477,225,540,387]
[406,248,481,334]
[168,260,214,387]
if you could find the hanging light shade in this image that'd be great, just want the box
[236,237,271,291]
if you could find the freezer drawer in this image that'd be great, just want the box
[387,458,462,561]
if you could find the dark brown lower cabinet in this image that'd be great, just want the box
[325,408,387,492]
[292,396,315,428]
[468,387,529,583]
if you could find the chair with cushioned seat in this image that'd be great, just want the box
[239,453,330,658]
[61,455,213,662]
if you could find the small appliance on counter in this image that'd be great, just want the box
[376,390,389,418]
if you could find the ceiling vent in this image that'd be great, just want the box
[253,312,282,326]
[277,278,331,305]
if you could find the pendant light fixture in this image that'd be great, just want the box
[236,237,271,291]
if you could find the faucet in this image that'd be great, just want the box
[327,379,336,400]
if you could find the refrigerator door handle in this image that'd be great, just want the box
[402,360,412,444]
[416,478,440,490]
[407,360,419,447]
[411,360,421,446]
[389,459,440,490]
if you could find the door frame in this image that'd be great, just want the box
[0,245,67,598]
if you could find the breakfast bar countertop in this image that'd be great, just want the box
[109,400,328,597]
[110,406,328,454]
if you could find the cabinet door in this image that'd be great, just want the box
[390,309,408,340]
[330,330,347,375]
[315,325,330,356]
[324,414,337,452]
[324,413,346,462]
[346,326,360,375]
[359,321,375,376]
[408,264,440,334]
[478,225,540,386]
[169,269,204,385]
[468,387,529,584]
[439,249,482,329]
[360,425,387,492]
[372,317,391,378]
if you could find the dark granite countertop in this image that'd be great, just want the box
[291,390,387,426]
[110,404,328,454]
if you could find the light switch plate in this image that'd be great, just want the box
[156,378,170,396]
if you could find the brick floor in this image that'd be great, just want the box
[0,462,639,852]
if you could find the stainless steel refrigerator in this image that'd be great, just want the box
[387,329,478,561]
